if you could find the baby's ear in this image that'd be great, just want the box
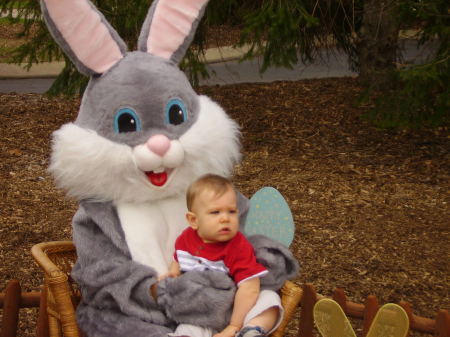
[186,212,198,230]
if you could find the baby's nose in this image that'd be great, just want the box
[147,134,171,157]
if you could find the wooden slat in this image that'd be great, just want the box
[399,301,413,337]
[0,291,41,308]
[1,280,21,337]
[36,286,49,337]
[332,288,347,312]
[297,284,317,337]
[19,292,41,308]
[362,295,379,337]
[435,310,450,337]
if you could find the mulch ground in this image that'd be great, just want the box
[1,77,449,337]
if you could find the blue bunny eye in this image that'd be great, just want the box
[165,99,187,126]
[114,108,141,133]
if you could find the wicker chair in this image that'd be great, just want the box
[32,241,302,337]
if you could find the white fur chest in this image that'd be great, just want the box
[116,196,188,275]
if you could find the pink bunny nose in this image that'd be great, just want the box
[147,134,171,157]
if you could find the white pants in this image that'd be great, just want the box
[168,290,283,337]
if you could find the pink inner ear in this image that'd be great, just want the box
[45,0,123,73]
[147,0,207,60]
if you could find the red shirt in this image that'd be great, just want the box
[174,227,268,285]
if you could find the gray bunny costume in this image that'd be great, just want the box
[43,0,299,336]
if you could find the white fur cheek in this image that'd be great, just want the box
[49,123,160,203]
[133,144,162,171]
[163,140,184,168]
[180,95,241,175]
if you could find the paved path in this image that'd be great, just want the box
[0,55,355,94]
[202,50,355,86]
[0,48,358,93]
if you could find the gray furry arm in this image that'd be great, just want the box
[71,205,169,326]
[248,235,300,291]
[157,270,236,331]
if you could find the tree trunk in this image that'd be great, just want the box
[357,0,400,88]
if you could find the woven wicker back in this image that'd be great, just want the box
[45,243,81,308]
[32,241,81,337]
[45,247,76,273]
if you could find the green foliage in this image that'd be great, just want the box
[0,0,56,67]
[3,1,25,8]
[46,56,89,96]
[180,49,210,88]
[363,61,449,128]
[0,16,21,23]
[363,0,449,128]
[238,0,361,72]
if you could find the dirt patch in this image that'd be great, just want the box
[1,78,449,336]
[204,24,242,49]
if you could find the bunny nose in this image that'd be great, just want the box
[147,134,171,157]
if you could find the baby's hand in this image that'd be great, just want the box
[213,325,239,337]
[157,271,179,281]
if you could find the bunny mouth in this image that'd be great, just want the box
[145,169,173,187]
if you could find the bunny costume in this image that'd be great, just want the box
[43,0,299,336]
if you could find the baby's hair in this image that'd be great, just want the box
[186,174,235,211]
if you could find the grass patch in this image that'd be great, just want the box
[11,1,28,8]
[0,16,25,24]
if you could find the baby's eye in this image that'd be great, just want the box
[210,210,220,214]
[229,210,237,214]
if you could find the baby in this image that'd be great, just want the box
[161,174,284,337]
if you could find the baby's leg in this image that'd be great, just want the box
[245,306,279,332]
[168,323,214,337]
[237,290,283,336]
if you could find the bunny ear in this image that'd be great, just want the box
[41,0,127,76]
[138,0,209,64]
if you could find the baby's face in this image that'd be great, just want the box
[189,187,239,243]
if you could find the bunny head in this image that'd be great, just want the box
[46,0,241,203]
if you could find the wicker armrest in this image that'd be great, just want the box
[32,241,75,276]
[271,280,303,337]
[32,241,80,337]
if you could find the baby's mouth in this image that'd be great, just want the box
[145,168,172,186]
